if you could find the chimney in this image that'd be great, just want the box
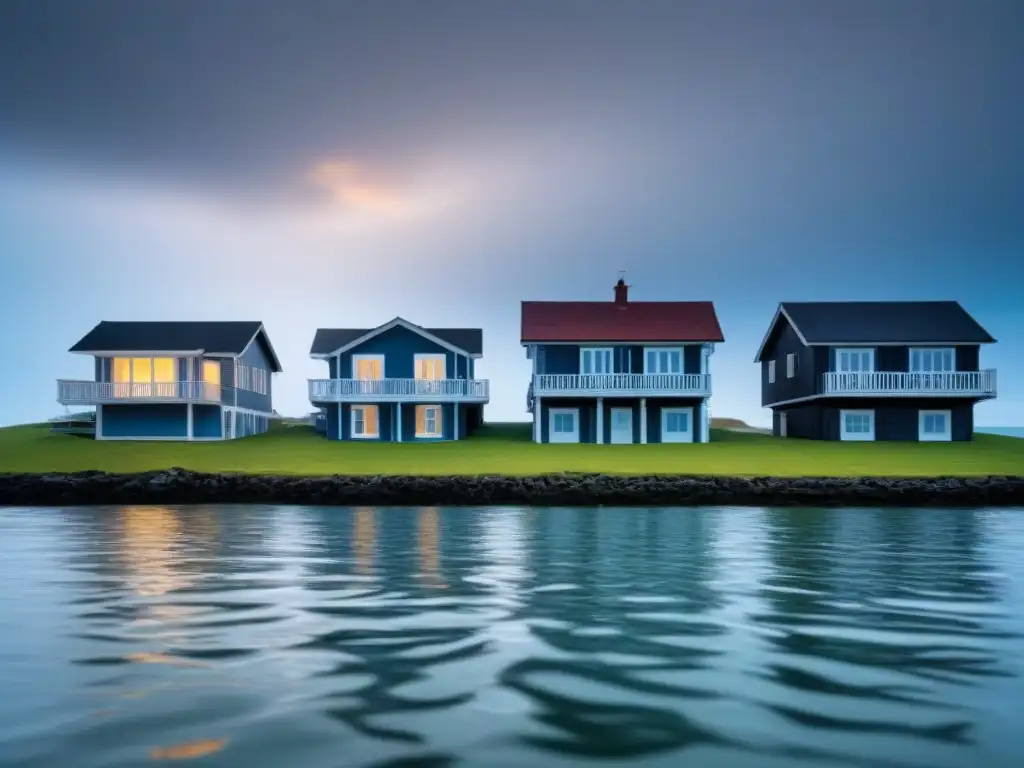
[614,277,629,307]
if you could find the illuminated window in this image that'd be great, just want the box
[132,357,153,383]
[416,405,442,437]
[153,358,175,383]
[353,356,384,380]
[415,355,446,380]
[352,405,379,438]
[112,358,132,383]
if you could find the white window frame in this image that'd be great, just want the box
[839,409,875,441]
[835,348,875,373]
[786,353,796,378]
[919,409,952,442]
[580,347,614,375]
[351,354,385,380]
[414,354,447,380]
[350,405,379,438]
[548,407,580,443]
[660,407,693,443]
[910,348,955,373]
[416,405,442,438]
[643,347,684,375]
[768,360,776,383]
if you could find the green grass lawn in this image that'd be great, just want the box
[1,421,1022,476]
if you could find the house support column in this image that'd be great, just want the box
[337,404,342,441]
[640,398,648,444]
[453,403,459,441]
[534,396,542,443]
[96,405,103,440]
[596,398,604,444]
[397,402,403,443]
[187,403,194,441]
[702,400,710,442]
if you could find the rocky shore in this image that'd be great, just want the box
[2,469,1023,507]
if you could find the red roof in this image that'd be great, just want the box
[521,300,724,343]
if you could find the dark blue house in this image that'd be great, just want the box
[58,321,282,440]
[522,280,725,444]
[308,317,488,441]
[754,301,997,441]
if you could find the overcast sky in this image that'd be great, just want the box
[1,0,1022,426]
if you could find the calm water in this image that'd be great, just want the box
[976,427,1024,438]
[2,507,1024,768]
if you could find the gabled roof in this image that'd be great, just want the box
[69,321,283,371]
[310,317,483,358]
[521,301,724,343]
[754,301,996,362]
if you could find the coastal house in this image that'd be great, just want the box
[522,280,724,443]
[754,301,997,441]
[308,317,488,441]
[58,321,282,440]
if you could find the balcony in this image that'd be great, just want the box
[308,378,490,403]
[821,370,997,398]
[532,373,712,398]
[57,380,226,405]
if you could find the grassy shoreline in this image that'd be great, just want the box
[1,422,1022,477]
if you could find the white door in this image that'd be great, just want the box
[840,409,875,441]
[661,407,693,443]
[549,408,580,443]
[779,411,788,438]
[610,407,633,444]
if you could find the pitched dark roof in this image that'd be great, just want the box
[69,321,282,371]
[755,301,995,361]
[521,301,724,343]
[310,320,483,356]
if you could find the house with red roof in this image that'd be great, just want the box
[521,279,724,444]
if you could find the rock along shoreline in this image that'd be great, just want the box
[2,469,1024,507]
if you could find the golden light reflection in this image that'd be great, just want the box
[353,507,375,575]
[307,160,409,215]
[119,507,193,598]
[149,738,228,761]
[418,507,447,589]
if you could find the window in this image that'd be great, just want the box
[416,405,442,437]
[111,357,177,395]
[415,355,446,380]
[768,360,776,383]
[919,410,952,441]
[910,348,954,373]
[840,409,875,441]
[351,405,379,438]
[548,408,579,443]
[353,355,384,380]
[644,348,683,374]
[661,407,693,443]
[580,348,613,374]
[786,353,797,378]
[235,363,248,390]
[835,348,875,373]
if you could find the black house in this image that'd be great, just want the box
[754,302,997,442]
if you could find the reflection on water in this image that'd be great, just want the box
[1,506,1024,768]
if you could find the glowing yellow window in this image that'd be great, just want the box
[415,356,445,380]
[352,405,379,438]
[153,358,176,383]
[416,405,442,437]
[112,358,132,383]
[353,356,384,380]
[132,357,153,383]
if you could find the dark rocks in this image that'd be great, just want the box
[1,470,1023,507]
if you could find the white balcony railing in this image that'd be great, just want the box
[533,373,712,397]
[57,380,224,405]
[308,378,490,402]
[821,370,997,397]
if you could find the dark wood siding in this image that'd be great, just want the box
[955,345,980,371]
[773,403,825,439]
[777,398,976,441]
[538,345,579,374]
[761,316,817,406]
[537,344,705,375]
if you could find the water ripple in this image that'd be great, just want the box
[1,504,1023,767]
